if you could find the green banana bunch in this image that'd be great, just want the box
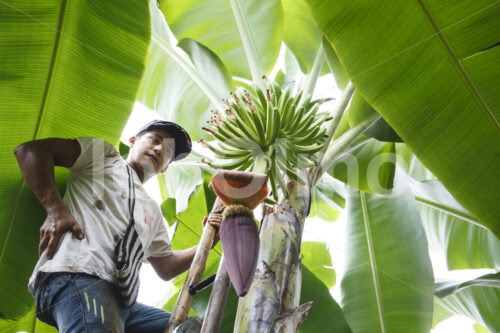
[202,78,333,200]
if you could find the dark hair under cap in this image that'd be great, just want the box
[136,120,192,161]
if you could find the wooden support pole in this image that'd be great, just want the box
[200,256,231,333]
[164,199,224,333]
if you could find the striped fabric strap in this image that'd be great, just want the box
[115,164,145,307]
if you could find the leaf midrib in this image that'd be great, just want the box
[0,0,69,261]
[360,192,387,333]
[151,32,223,108]
[414,195,488,230]
[415,0,500,133]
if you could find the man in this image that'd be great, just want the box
[14,120,222,332]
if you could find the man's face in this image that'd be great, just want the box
[128,129,175,176]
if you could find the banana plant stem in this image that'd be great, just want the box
[314,114,381,183]
[311,81,355,184]
[300,44,325,104]
[252,153,270,173]
[200,256,231,333]
[228,0,265,89]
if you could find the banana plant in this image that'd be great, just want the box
[144,0,435,331]
[146,0,500,331]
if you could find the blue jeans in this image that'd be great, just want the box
[34,272,171,333]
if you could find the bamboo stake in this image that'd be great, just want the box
[164,199,224,333]
[200,256,231,333]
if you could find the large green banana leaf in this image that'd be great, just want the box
[191,284,239,333]
[306,0,500,237]
[300,267,352,333]
[348,92,402,143]
[160,0,283,79]
[299,242,352,333]
[398,142,500,269]
[431,301,453,329]
[0,0,150,320]
[137,41,215,142]
[309,173,345,222]
[395,144,435,182]
[329,139,396,194]
[159,161,214,217]
[281,0,350,87]
[323,38,349,89]
[301,241,335,290]
[408,177,500,269]
[435,272,500,297]
[281,0,321,74]
[342,187,434,332]
[474,324,491,333]
[137,2,234,141]
[0,307,56,333]
[435,275,500,332]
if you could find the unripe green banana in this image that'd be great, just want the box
[293,106,319,135]
[291,125,321,145]
[251,111,266,147]
[276,156,304,185]
[234,115,259,143]
[296,153,316,168]
[265,98,274,146]
[278,86,292,114]
[286,105,307,133]
[288,142,323,154]
[256,86,268,111]
[208,156,249,170]
[237,157,254,171]
[211,145,249,160]
[222,118,250,140]
[268,165,279,201]
[271,106,281,143]
[230,99,259,138]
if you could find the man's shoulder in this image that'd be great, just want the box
[69,137,123,171]
[76,137,120,157]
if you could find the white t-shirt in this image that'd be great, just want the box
[28,137,173,295]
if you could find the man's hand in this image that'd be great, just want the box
[150,213,224,281]
[203,213,223,248]
[39,204,84,259]
[14,138,83,259]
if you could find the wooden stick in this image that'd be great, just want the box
[164,199,224,333]
[200,256,231,333]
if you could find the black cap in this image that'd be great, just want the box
[136,120,192,161]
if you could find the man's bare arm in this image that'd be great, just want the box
[14,138,83,258]
[149,247,198,281]
[149,214,223,280]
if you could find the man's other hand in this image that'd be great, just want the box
[39,204,84,259]
[203,213,223,248]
